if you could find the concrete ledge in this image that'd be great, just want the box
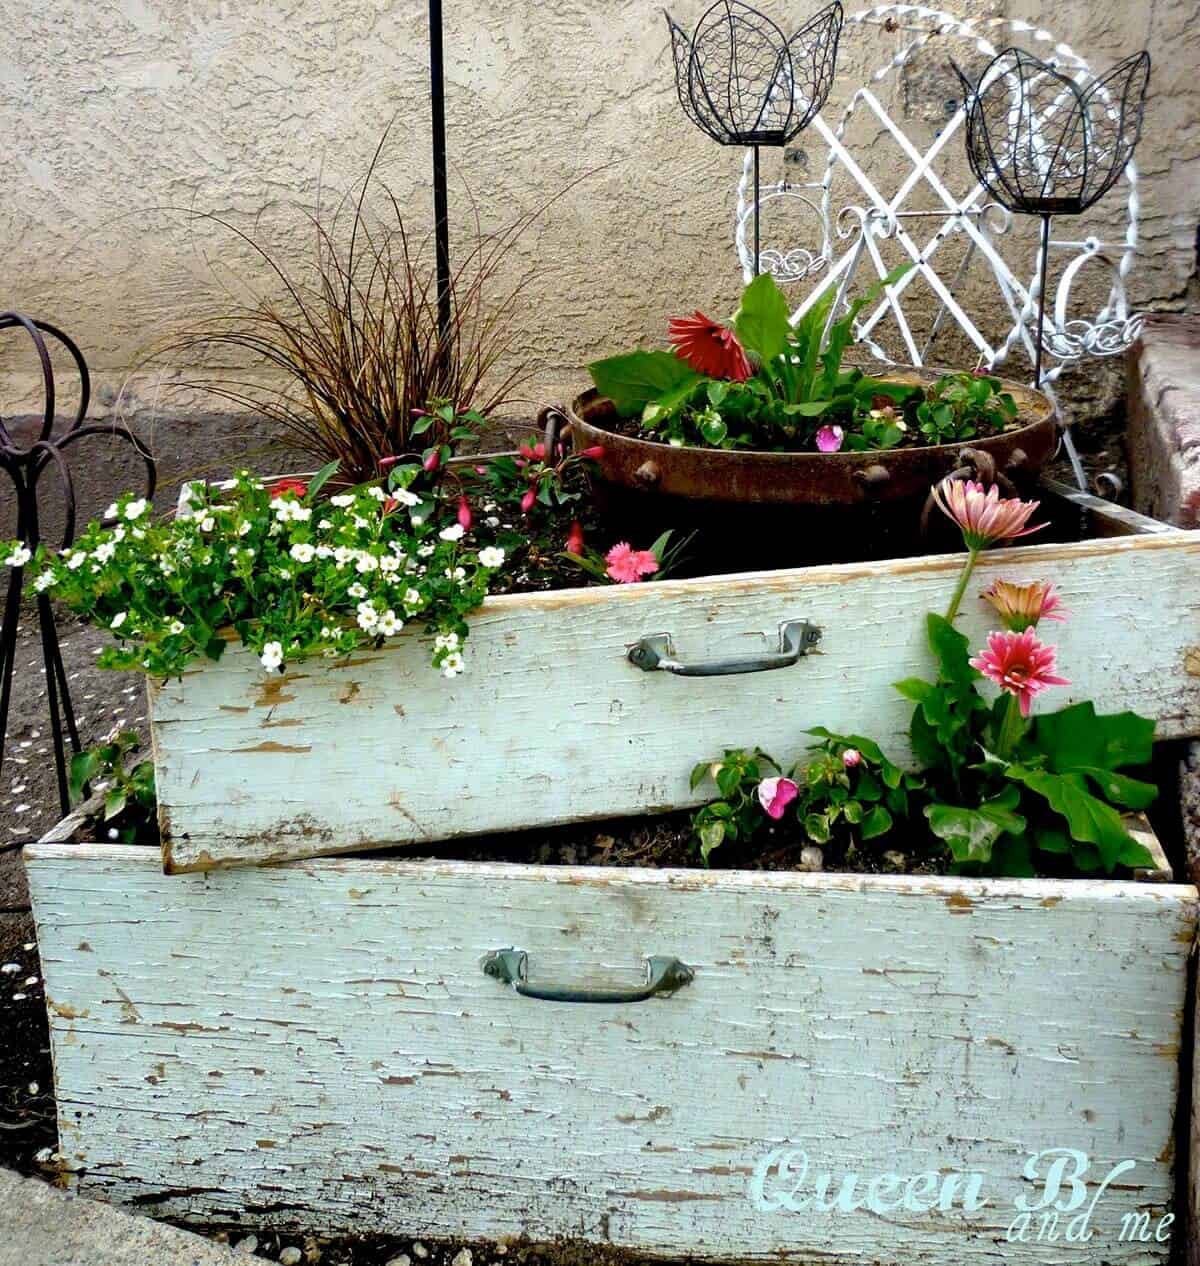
[1128,314,1200,528]
[0,1168,243,1266]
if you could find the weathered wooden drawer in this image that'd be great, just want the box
[27,844,1196,1263]
[150,527,1200,872]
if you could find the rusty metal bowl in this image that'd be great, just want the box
[563,368,1056,509]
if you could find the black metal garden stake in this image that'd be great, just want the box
[665,0,843,276]
[0,314,155,816]
[956,48,1150,388]
[429,0,452,355]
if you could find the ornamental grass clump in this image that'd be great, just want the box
[151,130,541,485]
[18,462,505,680]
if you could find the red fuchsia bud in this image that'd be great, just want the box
[378,456,401,472]
[475,465,488,476]
[423,449,441,473]
[520,488,536,514]
[514,457,527,469]
[457,497,472,531]
[412,408,429,417]
[519,441,535,460]
[566,520,585,556]
[533,442,546,460]
[842,748,862,769]
[579,445,605,460]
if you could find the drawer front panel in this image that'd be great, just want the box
[150,532,1200,871]
[29,846,1196,1264]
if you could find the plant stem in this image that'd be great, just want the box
[944,548,980,623]
[996,691,1025,761]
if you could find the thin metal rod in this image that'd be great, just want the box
[429,0,452,355]
[753,145,761,277]
[1034,212,1051,387]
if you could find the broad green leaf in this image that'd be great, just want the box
[699,820,725,864]
[781,401,834,417]
[306,460,340,500]
[1118,835,1156,870]
[1029,703,1155,774]
[690,761,712,791]
[925,786,1026,865]
[733,273,792,363]
[1076,768,1157,810]
[1035,827,1071,855]
[699,413,728,446]
[68,751,99,805]
[805,813,831,845]
[104,787,128,822]
[927,613,978,695]
[861,805,894,840]
[1006,766,1135,873]
[843,799,864,825]
[588,350,702,417]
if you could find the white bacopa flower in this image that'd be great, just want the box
[316,544,333,558]
[442,651,465,679]
[66,551,86,570]
[356,602,380,631]
[320,625,335,638]
[439,524,465,543]
[378,609,403,636]
[4,545,31,567]
[367,486,387,501]
[352,515,369,530]
[404,587,423,608]
[417,544,436,558]
[260,641,284,671]
[355,552,379,574]
[111,525,126,542]
[237,519,252,536]
[318,519,332,530]
[379,554,400,574]
[444,566,466,583]
[168,620,185,636]
[392,488,420,508]
[103,502,119,519]
[199,516,216,533]
[124,498,148,520]
[110,612,127,630]
[347,582,367,599]
[478,546,505,569]
[330,494,355,508]
[33,571,54,593]
[290,543,316,563]
[434,631,460,651]
[333,546,355,568]
[411,514,425,527]
[278,567,291,580]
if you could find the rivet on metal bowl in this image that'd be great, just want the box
[855,464,891,497]
[634,460,662,488]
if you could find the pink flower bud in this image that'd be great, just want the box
[816,425,844,454]
[520,488,536,514]
[457,497,472,531]
[519,441,535,460]
[378,456,401,472]
[757,777,800,821]
[533,442,546,460]
[580,445,605,460]
[411,408,428,417]
[842,748,862,769]
[566,521,585,556]
[423,449,441,473]
[474,465,488,476]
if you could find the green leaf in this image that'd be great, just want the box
[861,805,894,840]
[410,414,434,436]
[588,350,702,418]
[306,459,340,501]
[68,751,99,805]
[843,799,864,825]
[1118,835,1156,871]
[1035,827,1072,855]
[1076,768,1158,810]
[926,613,978,695]
[103,787,128,822]
[925,787,1026,865]
[1029,703,1155,775]
[715,765,741,798]
[699,413,728,446]
[1006,766,1135,873]
[699,820,726,864]
[990,834,1036,878]
[733,273,792,364]
[690,761,712,791]
[804,812,831,844]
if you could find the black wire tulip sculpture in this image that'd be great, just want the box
[665,0,843,276]
[955,47,1150,387]
[0,315,156,815]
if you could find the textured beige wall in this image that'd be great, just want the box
[0,0,1197,425]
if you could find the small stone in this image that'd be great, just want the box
[798,846,823,872]
[882,850,908,873]
[1,963,20,975]
[452,1251,473,1266]
[234,1235,259,1255]
[384,1256,410,1266]
[413,1246,429,1260]
[34,1147,53,1164]
[280,1249,303,1265]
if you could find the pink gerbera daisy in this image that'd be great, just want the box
[969,628,1070,717]
[982,579,1066,632]
[932,478,1044,551]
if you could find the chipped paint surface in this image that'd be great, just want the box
[25,844,1197,1262]
[149,532,1200,872]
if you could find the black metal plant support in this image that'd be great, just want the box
[665,0,843,276]
[956,47,1150,388]
[0,314,155,817]
[429,0,452,355]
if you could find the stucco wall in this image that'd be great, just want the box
[1,0,1197,427]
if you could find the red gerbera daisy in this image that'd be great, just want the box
[269,477,308,500]
[667,311,752,382]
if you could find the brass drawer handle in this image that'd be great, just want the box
[628,620,822,676]
[482,949,694,1004]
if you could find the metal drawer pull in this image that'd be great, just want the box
[482,948,694,1004]
[628,620,822,676]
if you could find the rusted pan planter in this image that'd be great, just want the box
[24,823,1194,1264]
[147,482,1200,874]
